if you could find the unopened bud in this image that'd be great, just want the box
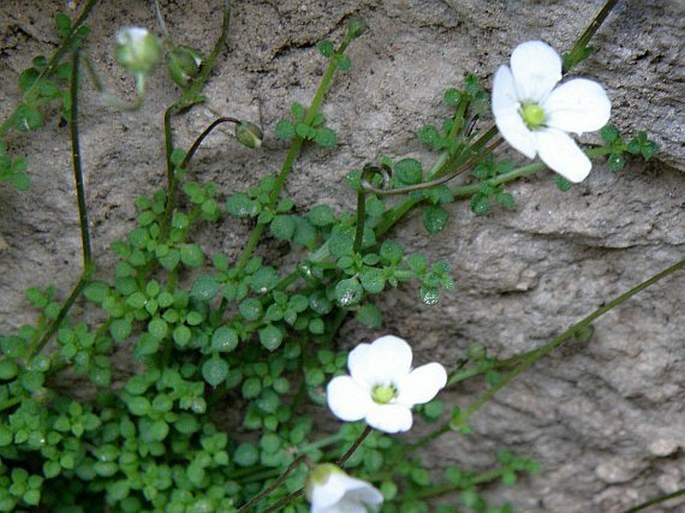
[305,464,341,500]
[346,19,368,40]
[167,45,203,88]
[115,27,162,75]
[235,120,263,149]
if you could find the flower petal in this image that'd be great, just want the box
[396,362,447,407]
[311,473,383,513]
[544,78,611,134]
[366,403,413,433]
[536,128,592,183]
[492,66,537,159]
[510,40,561,101]
[342,480,384,509]
[327,376,374,422]
[348,335,412,386]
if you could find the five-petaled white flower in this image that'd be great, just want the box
[326,335,447,433]
[306,464,383,513]
[492,40,611,183]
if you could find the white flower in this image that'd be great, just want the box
[492,40,611,183]
[115,27,162,75]
[326,335,447,433]
[306,464,383,513]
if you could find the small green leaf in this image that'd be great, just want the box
[394,158,423,185]
[316,40,334,57]
[14,103,43,132]
[334,277,363,306]
[191,274,219,300]
[259,325,283,351]
[422,205,449,234]
[110,318,132,341]
[356,303,382,328]
[335,54,352,72]
[127,396,151,416]
[607,152,626,172]
[308,204,335,226]
[234,443,259,466]
[495,192,515,208]
[20,370,45,392]
[360,268,385,294]
[443,87,461,106]
[555,175,573,192]
[211,326,238,352]
[148,318,168,340]
[226,192,258,217]
[270,215,296,241]
[180,244,204,267]
[290,102,306,119]
[202,356,229,387]
[600,124,619,144]
[239,298,263,321]
[55,12,72,37]
[295,122,316,139]
[470,193,491,216]
[274,119,295,141]
[308,318,325,334]
[379,240,403,265]
[18,68,40,93]
[313,127,337,148]
[0,360,19,380]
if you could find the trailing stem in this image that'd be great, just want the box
[406,257,685,453]
[32,50,94,356]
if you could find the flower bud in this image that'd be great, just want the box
[346,19,368,40]
[306,464,383,512]
[235,120,263,149]
[167,45,203,88]
[115,27,162,75]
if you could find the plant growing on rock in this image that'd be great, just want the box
[0,1,679,512]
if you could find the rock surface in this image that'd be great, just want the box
[0,1,683,511]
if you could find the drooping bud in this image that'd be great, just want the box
[346,19,368,40]
[167,45,203,88]
[235,120,263,149]
[115,27,162,75]
[306,464,383,512]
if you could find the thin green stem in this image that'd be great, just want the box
[70,51,92,271]
[31,274,91,357]
[564,0,619,73]
[29,51,97,357]
[353,189,366,253]
[237,455,308,513]
[263,489,305,513]
[235,30,358,271]
[159,0,231,242]
[337,425,372,466]
[622,488,685,513]
[234,137,303,271]
[408,258,685,452]
[405,467,506,501]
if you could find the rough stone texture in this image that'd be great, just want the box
[1,1,683,512]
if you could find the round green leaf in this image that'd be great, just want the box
[180,244,204,268]
[334,277,363,306]
[259,325,283,351]
[422,205,449,234]
[191,274,219,300]
[211,326,238,352]
[202,357,229,387]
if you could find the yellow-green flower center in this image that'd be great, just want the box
[371,383,397,404]
[520,102,546,130]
